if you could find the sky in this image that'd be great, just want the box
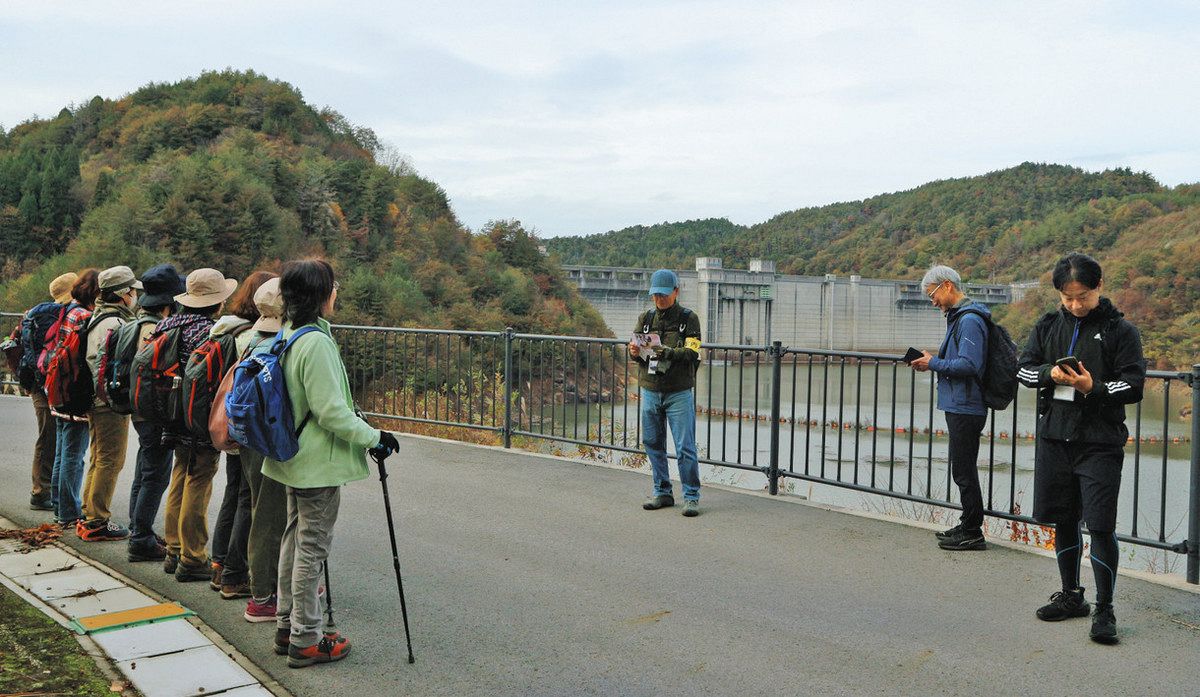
[2,1,1197,238]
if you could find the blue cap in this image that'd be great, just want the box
[648,269,678,296]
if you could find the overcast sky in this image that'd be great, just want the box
[2,1,1197,237]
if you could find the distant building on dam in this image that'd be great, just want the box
[562,258,1035,352]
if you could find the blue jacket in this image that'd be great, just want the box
[928,300,989,416]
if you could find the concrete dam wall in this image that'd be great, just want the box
[563,259,1034,353]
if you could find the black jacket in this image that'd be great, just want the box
[632,303,702,393]
[1017,298,1146,445]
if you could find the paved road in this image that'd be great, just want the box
[0,395,1198,696]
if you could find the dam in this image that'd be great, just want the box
[562,258,1035,351]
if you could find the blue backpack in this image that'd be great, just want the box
[225,327,320,461]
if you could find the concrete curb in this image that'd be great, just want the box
[0,515,289,697]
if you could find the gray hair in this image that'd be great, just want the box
[920,265,962,290]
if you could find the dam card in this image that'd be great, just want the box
[632,332,662,349]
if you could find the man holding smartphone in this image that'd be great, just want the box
[628,269,703,517]
[910,265,991,551]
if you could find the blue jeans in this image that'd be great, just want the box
[129,421,174,548]
[640,388,700,501]
[52,419,90,523]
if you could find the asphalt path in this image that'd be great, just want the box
[0,395,1198,696]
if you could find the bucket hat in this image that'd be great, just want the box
[175,268,238,308]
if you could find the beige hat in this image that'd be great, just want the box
[251,277,284,333]
[49,272,79,304]
[175,268,238,308]
[98,265,144,293]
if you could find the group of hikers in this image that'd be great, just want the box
[2,249,1148,664]
[4,259,399,668]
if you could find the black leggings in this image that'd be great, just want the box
[1055,519,1119,606]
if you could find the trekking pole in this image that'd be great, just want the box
[372,450,415,663]
[323,560,335,627]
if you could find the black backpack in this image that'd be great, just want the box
[954,308,1018,411]
[130,324,187,425]
[17,302,67,392]
[97,315,159,414]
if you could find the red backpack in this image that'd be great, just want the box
[182,325,252,441]
[44,309,121,416]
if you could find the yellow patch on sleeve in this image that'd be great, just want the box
[685,337,702,352]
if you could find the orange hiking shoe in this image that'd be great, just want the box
[287,634,351,668]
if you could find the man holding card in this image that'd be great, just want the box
[629,269,703,517]
[909,265,991,551]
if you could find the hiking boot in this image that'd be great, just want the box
[935,523,963,541]
[128,540,168,562]
[288,634,351,668]
[1036,588,1090,621]
[175,562,211,583]
[643,494,675,510]
[245,595,277,623]
[78,520,130,542]
[276,627,340,655]
[1090,604,1118,644]
[681,500,700,517]
[209,563,223,591]
[221,581,251,600]
[163,553,179,575]
[937,527,986,551]
[29,494,53,511]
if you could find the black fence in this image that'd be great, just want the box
[3,311,1198,583]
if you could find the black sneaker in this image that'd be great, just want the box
[935,523,963,541]
[1036,588,1090,621]
[29,494,54,511]
[937,527,987,551]
[175,562,210,583]
[1090,604,1118,644]
[128,541,167,562]
[643,495,674,510]
[163,553,179,575]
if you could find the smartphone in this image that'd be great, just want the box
[1055,356,1080,372]
[902,347,923,364]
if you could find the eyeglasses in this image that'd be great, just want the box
[333,281,341,291]
[926,282,944,300]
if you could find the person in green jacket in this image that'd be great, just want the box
[263,259,399,668]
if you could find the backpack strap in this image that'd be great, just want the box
[946,307,990,384]
[641,309,655,334]
[272,326,323,436]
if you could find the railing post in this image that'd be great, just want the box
[767,341,783,495]
[503,327,514,448]
[1188,364,1200,584]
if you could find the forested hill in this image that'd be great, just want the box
[545,164,1200,368]
[0,70,607,336]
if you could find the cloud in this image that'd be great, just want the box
[2,0,1197,237]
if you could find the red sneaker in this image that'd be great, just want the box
[244,595,277,623]
[287,634,351,668]
[276,628,341,655]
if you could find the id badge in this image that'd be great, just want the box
[1053,385,1076,402]
[647,356,660,374]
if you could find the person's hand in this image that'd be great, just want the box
[910,351,933,372]
[370,430,400,460]
[1056,360,1094,394]
[628,339,640,358]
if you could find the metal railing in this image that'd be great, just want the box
[329,322,1200,584]
[3,311,1198,583]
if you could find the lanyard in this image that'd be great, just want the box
[1067,320,1081,356]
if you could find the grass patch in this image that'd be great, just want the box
[0,583,121,696]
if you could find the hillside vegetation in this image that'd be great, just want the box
[546,164,1200,368]
[0,70,607,336]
